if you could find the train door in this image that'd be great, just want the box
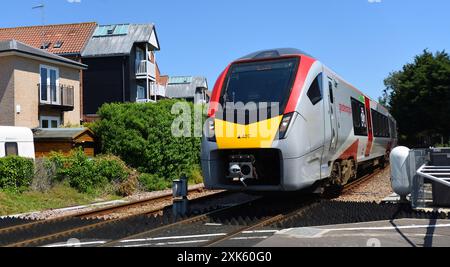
[327,77,339,152]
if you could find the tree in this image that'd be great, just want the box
[90,100,203,181]
[384,50,450,147]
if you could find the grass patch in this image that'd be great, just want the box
[0,184,119,217]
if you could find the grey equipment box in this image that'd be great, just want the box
[429,148,450,207]
[432,182,450,207]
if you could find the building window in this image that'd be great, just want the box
[5,142,18,156]
[307,74,323,106]
[40,65,59,104]
[137,85,146,100]
[40,116,60,129]
[351,98,368,136]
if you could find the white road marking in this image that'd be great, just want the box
[204,223,223,226]
[242,230,279,234]
[120,230,279,244]
[231,236,269,240]
[324,223,450,232]
[43,241,107,247]
[120,233,227,243]
[119,239,210,247]
[42,229,279,248]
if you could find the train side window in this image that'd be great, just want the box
[372,109,391,138]
[5,142,18,156]
[307,74,323,105]
[328,81,334,104]
[351,98,368,136]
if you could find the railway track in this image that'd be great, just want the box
[203,168,387,247]
[100,168,384,248]
[0,167,384,247]
[342,167,385,194]
[102,195,321,247]
[0,187,242,247]
[0,186,205,234]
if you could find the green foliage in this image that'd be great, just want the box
[0,157,34,192]
[94,155,130,183]
[188,165,204,185]
[90,100,203,183]
[384,50,450,147]
[138,173,171,192]
[0,184,120,216]
[47,150,132,194]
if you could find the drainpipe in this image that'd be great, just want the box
[122,56,126,102]
[146,43,150,101]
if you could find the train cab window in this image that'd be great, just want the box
[307,74,323,105]
[5,142,18,156]
[351,98,368,136]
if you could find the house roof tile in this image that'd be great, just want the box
[0,22,97,55]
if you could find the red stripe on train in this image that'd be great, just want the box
[339,139,359,161]
[365,97,374,157]
[284,55,316,114]
[208,64,231,118]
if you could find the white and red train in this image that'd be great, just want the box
[201,48,397,192]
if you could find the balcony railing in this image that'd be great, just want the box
[136,60,156,79]
[151,84,166,97]
[38,84,74,111]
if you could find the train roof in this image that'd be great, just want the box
[234,48,390,114]
[238,48,314,61]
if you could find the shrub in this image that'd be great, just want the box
[90,100,203,183]
[57,150,101,193]
[32,158,56,192]
[138,173,171,192]
[94,155,130,184]
[47,150,133,194]
[116,171,139,197]
[188,165,204,185]
[0,157,34,192]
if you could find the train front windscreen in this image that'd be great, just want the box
[219,58,299,116]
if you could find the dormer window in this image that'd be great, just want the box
[53,41,64,49]
[41,42,51,49]
[107,25,116,35]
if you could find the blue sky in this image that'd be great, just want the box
[1,0,449,100]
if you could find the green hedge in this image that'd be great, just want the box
[48,150,131,194]
[90,100,203,182]
[0,157,34,192]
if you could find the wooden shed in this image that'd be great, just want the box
[33,128,96,158]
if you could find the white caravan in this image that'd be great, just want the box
[0,126,35,159]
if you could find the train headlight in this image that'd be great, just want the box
[278,113,294,139]
[206,118,216,142]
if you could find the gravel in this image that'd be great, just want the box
[337,167,394,203]
[4,184,220,221]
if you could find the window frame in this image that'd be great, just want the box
[40,116,61,129]
[5,142,18,156]
[371,109,391,138]
[219,57,300,114]
[307,73,323,106]
[40,65,60,104]
[351,97,368,136]
[136,85,146,100]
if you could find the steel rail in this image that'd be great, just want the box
[0,186,205,236]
